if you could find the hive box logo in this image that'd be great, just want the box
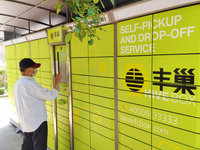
[122,64,150,95]
[126,68,144,92]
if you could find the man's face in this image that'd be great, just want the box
[27,67,35,76]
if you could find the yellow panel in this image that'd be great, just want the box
[58,141,70,150]
[57,114,69,125]
[118,122,151,145]
[47,111,53,125]
[40,72,52,79]
[71,33,88,57]
[153,5,200,54]
[47,136,55,150]
[72,75,89,84]
[117,15,153,56]
[119,133,151,150]
[89,57,114,77]
[31,40,39,58]
[152,134,196,150]
[72,82,89,93]
[58,128,70,141]
[48,123,54,138]
[10,45,16,59]
[16,44,22,59]
[152,55,200,102]
[21,42,30,58]
[57,121,70,133]
[89,25,114,57]
[5,46,10,59]
[90,104,114,119]
[71,58,88,75]
[6,60,11,68]
[40,59,52,72]
[39,38,51,58]
[40,78,52,86]
[10,60,17,68]
[58,83,68,96]
[74,138,90,150]
[91,131,115,150]
[74,123,90,146]
[57,107,69,118]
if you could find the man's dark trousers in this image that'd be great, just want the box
[21,121,48,150]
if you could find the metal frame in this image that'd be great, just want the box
[68,42,74,150]
[0,23,35,32]
[51,45,58,150]
[50,42,73,150]
[114,22,118,150]
[0,13,50,26]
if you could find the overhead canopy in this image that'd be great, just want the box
[0,0,67,37]
[0,0,143,40]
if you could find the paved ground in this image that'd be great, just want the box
[0,97,24,150]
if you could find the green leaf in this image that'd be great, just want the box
[60,5,64,9]
[81,23,88,29]
[93,0,99,4]
[74,32,83,42]
[98,26,102,30]
[56,6,61,14]
[80,30,86,38]
[88,39,94,45]
[75,16,81,20]
[73,11,78,15]
[74,27,81,32]
[99,0,105,10]
[110,0,114,5]
[75,0,80,6]
[88,8,94,14]
[63,0,66,4]
[97,7,102,13]
[65,32,72,44]
[82,18,88,23]
[63,27,71,31]
[54,2,60,9]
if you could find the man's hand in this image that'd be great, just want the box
[54,73,62,90]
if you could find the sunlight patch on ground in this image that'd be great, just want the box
[0,97,10,128]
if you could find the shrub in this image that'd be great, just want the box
[0,88,5,95]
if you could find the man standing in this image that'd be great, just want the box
[14,58,62,150]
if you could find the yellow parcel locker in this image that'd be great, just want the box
[39,39,51,58]
[5,46,11,60]
[47,136,55,150]
[6,45,16,59]
[31,40,40,58]
[10,60,17,69]
[21,42,30,58]
[10,45,16,59]
[40,59,52,72]
[6,60,11,68]
[16,44,22,59]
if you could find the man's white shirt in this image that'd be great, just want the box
[14,76,58,132]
